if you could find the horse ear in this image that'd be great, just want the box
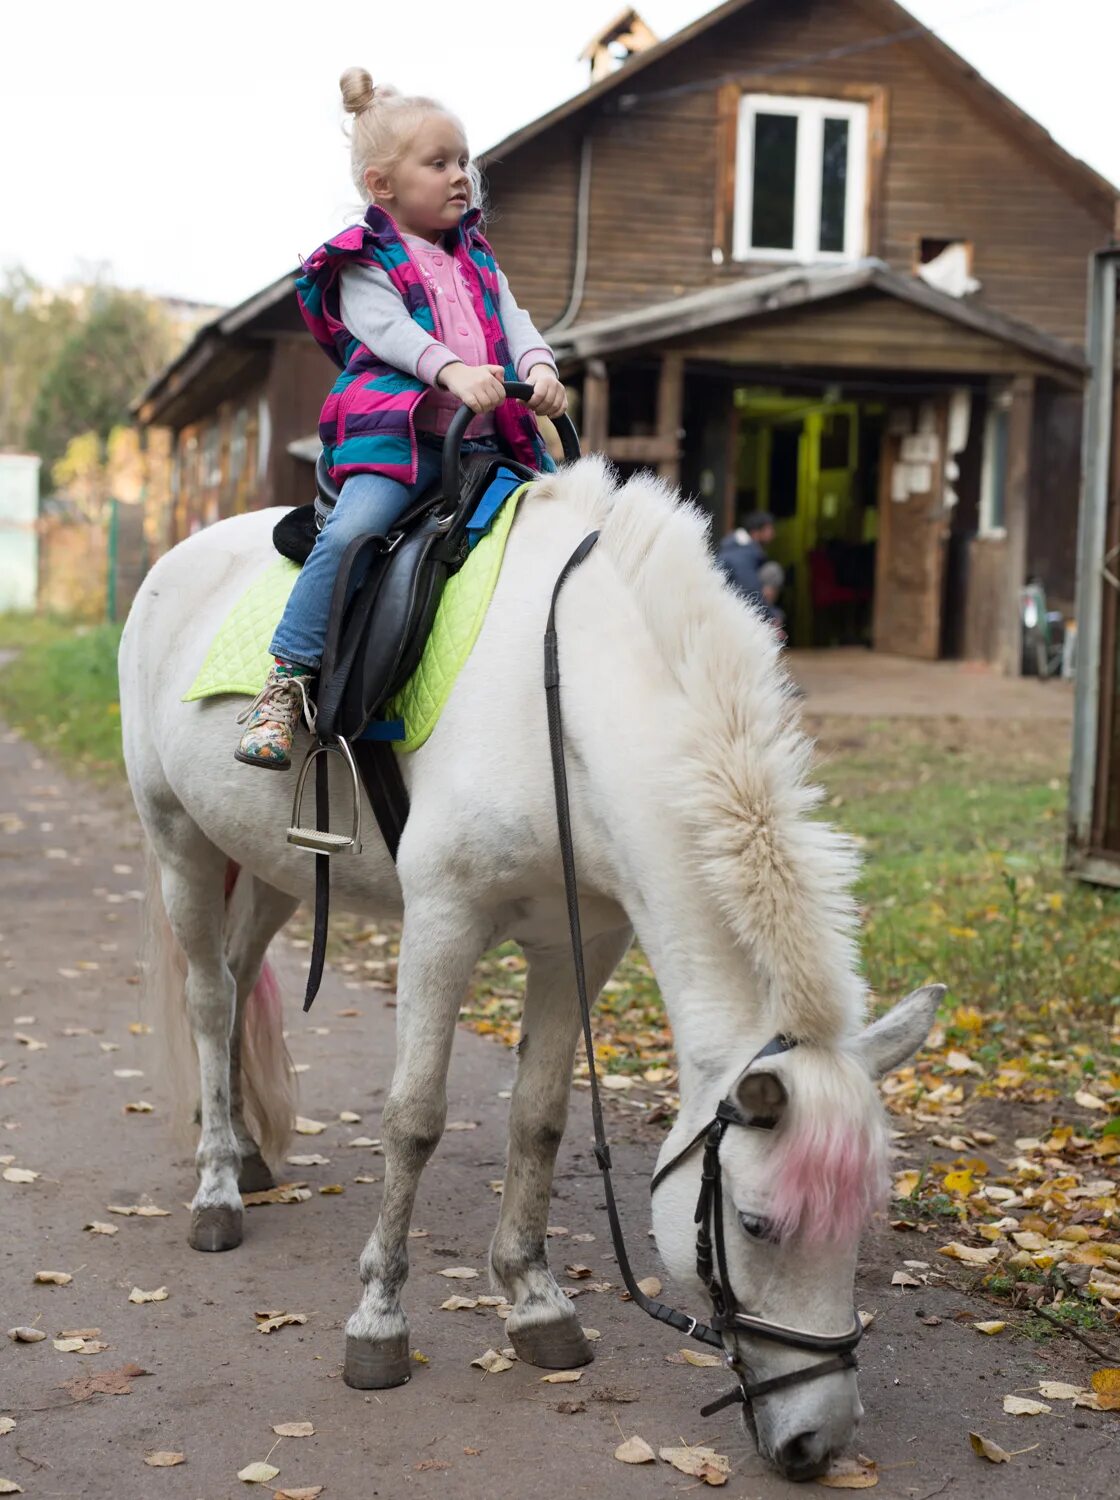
[855,985,945,1079]
[734,1069,788,1123]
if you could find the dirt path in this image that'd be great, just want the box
[1,725,1115,1499]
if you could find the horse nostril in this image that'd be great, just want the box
[774,1429,829,1479]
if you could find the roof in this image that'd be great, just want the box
[133,270,298,425]
[548,259,1089,375]
[481,0,1117,218]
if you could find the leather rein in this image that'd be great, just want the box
[544,534,863,1420]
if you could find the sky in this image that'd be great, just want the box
[3,0,1118,310]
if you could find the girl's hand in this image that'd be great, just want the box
[526,364,567,419]
[437,362,507,414]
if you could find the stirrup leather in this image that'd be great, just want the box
[287,737,363,854]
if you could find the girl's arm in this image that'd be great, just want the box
[339,264,459,386]
[496,269,558,382]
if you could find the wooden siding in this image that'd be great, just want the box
[660,291,1071,377]
[485,0,1111,347]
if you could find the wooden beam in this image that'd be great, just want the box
[1001,375,1035,676]
[583,359,609,454]
[656,352,684,484]
[604,436,680,463]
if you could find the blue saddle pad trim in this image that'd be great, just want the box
[465,468,523,549]
[359,718,405,741]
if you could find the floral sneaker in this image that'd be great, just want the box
[234,663,317,770]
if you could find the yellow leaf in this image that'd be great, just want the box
[438,1267,480,1279]
[540,1370,583,1383]
[271,1422,314,1438]
[816,1454,879,1487]
[659,1445,731,1485]
[293,1117,327,1135]
[1039,1381,1085,1400]
[1003,1395,1050,1416]
[943,1169,975,1195]
[614,1436,656,1464]
[892,1171,920,1198]
[255,1312,306,1334]
[968,1432,1010,1464]
[33,1271,72,1285]
[237,1461,280,1483]
[0,1479,24,1494]
[470,1348,513,1374]
[144,1452,185,1467]
[938,1242,1000,1265]
[128,1286,168,1303]
[681,1349,725,1367]
[1091,1368,1120,1397]
[972,1321,1006,1335]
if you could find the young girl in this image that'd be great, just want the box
[235,68,567,768]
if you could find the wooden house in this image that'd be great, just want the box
[136,0,1117,669]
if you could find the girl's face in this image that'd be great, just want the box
[366,113,472,240]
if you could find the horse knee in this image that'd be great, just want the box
[511,1116,565,1163]
[382,1096,443,1166]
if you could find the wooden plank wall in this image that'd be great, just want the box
[485,0,1112,347]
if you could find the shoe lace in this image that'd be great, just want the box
[236,672,318,733]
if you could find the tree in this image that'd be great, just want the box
[0,266,80,451]
[27,286,180,476]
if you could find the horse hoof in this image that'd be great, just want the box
[343,1333,412,1389]
[237,1151,276,1194]
[188,1204,243,1252]
[509,1318,594,1370]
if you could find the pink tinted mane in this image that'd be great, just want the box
[767,1110,887,1246]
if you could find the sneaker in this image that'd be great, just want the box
[234,665,317,770]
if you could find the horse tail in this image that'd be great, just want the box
[226,863,296,1165]
[140,849,295,1165]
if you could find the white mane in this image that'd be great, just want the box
[534,456,866,1045]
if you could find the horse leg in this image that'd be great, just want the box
[491,927,632,1369]
[155,821,246,1252]
[225,872,299,1194]
[343,896,493,1389]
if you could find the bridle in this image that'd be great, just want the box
[544,535,864,1421]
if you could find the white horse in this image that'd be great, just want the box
[119,456,939,1481]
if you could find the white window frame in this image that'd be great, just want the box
[979,393,1012,539]
[732,94,869,264]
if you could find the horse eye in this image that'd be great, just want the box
[739,1212,774,1241]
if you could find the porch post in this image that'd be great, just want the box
[655,352,684,485]
[1001,374,1035,676]
[583,359,610,455]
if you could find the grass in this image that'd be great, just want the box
[0,615,124,779]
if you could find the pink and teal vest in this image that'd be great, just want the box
[296,205,551,485]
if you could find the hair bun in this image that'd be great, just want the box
[339,67,399,115]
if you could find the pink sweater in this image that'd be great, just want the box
[402,233,553,439]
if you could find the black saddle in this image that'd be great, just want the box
[282,383,581,1010]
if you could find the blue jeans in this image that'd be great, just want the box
[270,436,500,670]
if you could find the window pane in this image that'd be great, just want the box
[751,113,797,250]
[819,117,849,253]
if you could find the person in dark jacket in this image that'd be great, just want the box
[716,510,776,610]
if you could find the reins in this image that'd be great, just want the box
[544,534,863,1419]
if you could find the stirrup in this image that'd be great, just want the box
[287,738,363,854]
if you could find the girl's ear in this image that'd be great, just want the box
[364,166,393,203]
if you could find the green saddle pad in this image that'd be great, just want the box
[184,483,529,753]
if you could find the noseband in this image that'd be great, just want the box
[545,536,863,1420]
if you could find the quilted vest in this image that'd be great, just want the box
[296,204,551,485]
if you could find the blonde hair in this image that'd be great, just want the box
[339,67,484,214]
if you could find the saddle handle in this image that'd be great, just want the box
[441,380,581,516]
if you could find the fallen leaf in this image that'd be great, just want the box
[318,1185,344,1195]
[540,1370,583,1384]
[113,1068,144,1079]
[271,1422,314,1437]
[243,1184,311,1206]
[858,1310,877,1329]
[274,1490,324,1500]
[107,1203,170,1216]
[353,1175,378,1185]
[145,1452,185,1467]
[347,1136,380,1148]
[83,1221,118,1236]
[973,1321,1006,1335]
[1003,1395,1051,1416]
[128,1286,169,1304]
[438,1267,480,1280]
[61,1361,151,1401]
[817,1454,879,1488]
[441,1296,478,1311]
[659,1444,730,1485]
[470,1348,514,1374]
[1038,1381,1085,1400]
[58,1328,101,1339]
[446,1120,479,1130]
[1091,1368,1120,1396]
[892,1170,920,1197]
[124,1100,155,1114]
[293,1117,327,1135]
[286,1154,330,1167]
[601,1075,633,1091]
[0,1419,13,1436]
[3,1168,38,1184]
[53,1338,90,1352]
[938,1242,1000,1265]
[0,1480,22,1494]
[636,1276,660,1297]
[969,1432,1011,1464]
[237,1460,280,1484]
[7,1327,46,1342]
[34,1270,72,1285]
[680,1348,725,1367]
[407,1228,429,1239]
[255,1312,307,1334]
[337,1111,361,1124]
[1074,1090,1108,1111]
[14,1034,46,1051]
[565,1264,592,1279]
[614,1435,656,1464]
[891,1271,921,1288]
